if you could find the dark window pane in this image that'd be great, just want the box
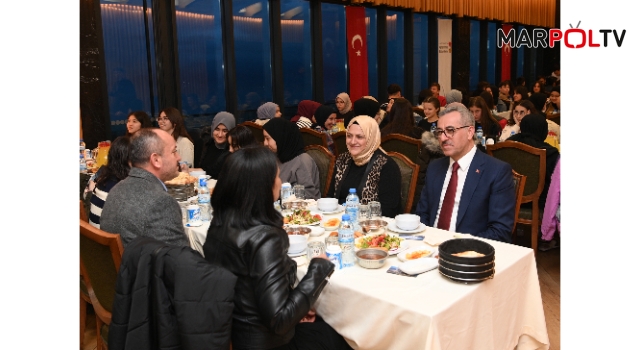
[100,0,158,138]
[469,19,480,93]
[366,8,378,99]
[234,0,273,123]
[413,14,429,104]
[486,22,497,85]
[281,0,312,119]
[321,3,347,104]
[175,0,226,129]
[387,11,404,92]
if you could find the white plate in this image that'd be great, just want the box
[288,250,307,258]
[397,245,437,262]
[354,237,409,256]
[388,240,410,256]
[184,221,203,227]
[309,205,345,215]
[283,212,323,226]
[321,218,342,231]
[387,222,428,234]
[398,258,439,275]
[308,226,325,237]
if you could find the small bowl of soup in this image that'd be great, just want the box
[356,248,389,269]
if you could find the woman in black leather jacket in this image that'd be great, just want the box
[203,147,351,350]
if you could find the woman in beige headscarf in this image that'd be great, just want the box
[327,116,403,217]
[335,92,355,125]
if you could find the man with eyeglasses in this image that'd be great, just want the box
[415,103,515,243]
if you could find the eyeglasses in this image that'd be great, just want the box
[433,125,470,138]
[157,116,170,121]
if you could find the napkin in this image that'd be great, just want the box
[423,229,454,246]
[423,229,473,246]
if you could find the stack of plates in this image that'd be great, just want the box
[437,238,495,283]
[166,183,196,202]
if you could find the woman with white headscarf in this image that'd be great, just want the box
[328,116,402,217]
[335,92,355,126]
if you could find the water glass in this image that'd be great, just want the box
[307,241,326,261]
[293,184,306,200]
[358,204,371,221]
[325,235,340,248]
[369,201,381,219]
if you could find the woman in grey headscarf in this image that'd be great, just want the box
[254,102,281,126]
[200,112,236,179]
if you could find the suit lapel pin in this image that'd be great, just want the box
[476,169,480,174]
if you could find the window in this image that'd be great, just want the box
[386,10,404,92]
[234,0,273,123]
[321,3,347,103]
[486,22,497,85]
[469,19,480,93]
[100,0,158,137]
[174,0,226,129]
[413,13,429,103]
[281,0,313,118]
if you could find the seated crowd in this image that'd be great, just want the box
[84,75,560,349]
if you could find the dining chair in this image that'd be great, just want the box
[387,152,420,213]
[80,220,124,350]
[79,200,91,347]
[304,145,335,198]
[240,121,265,143]
[487,141,546,253]
[300,128,329,149]
[381,133,422,164]
[331,131,347,156]
[547,113,560,126]
[80,199,89,222]
[512,170,527,238]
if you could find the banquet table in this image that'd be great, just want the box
[185,207,549,350]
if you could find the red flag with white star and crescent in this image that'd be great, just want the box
[346,6,368,100]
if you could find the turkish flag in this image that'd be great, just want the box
[346,6,368,100]
[501,24,512,82]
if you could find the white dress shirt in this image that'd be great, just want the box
[435,146,477,232]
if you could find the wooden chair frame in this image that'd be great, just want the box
[80,220,124,350]
[300,127,329,149]
[381,133,422,162]
[512,170,527,238]
[240,121,265,143]
[387,151,420,213]
[487,141,546,253]
[304,145,335,198]
[80,199,89,222]
[331,131,347,156]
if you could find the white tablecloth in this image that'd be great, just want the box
[185,213,549,350]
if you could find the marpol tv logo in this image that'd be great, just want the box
[497,21,627,49]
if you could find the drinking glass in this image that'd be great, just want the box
[325,235,340,249]
[369,201,382,219]
[307,241,326,262]
[358,204,371,221]
[293,184,306,200]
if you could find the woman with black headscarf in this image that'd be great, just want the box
[311,105,338,154]
[263,118,322,199]
[507,113,559,209]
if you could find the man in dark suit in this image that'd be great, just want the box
[415,103,515,243]
[101,128,189,247]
